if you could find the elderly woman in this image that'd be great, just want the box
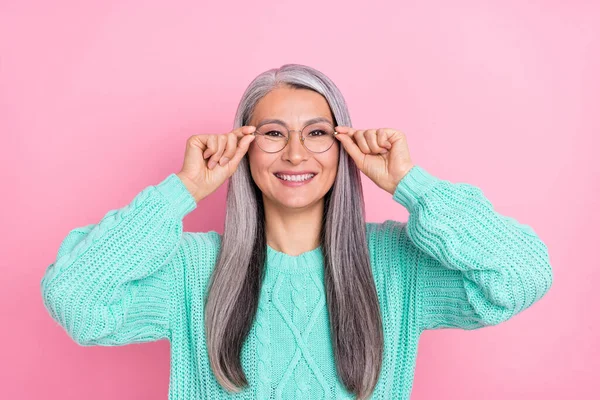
[41,63,553,400]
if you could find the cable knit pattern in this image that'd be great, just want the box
[291,274,310,398]
[255,283,273,399]
[40,165,553,399]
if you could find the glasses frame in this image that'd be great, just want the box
[251,121,338,153]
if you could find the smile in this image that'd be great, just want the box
[273,172,317,187]
[274,173,315,181]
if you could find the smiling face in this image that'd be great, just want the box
[247,85,340,211]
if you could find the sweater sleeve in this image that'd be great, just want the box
[391,165,553,331]
[40,173,198,346]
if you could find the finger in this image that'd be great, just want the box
[204,135,217,159]
[228,134,256,168]
[335,126,352,133]
[334,126,357,138]
[380,128,404,144]
[207,135,228,169]
[181,135,207,174]
[219,132,238,166]
[353,130,371,154]
[365,129,385,153]
[376,129,392,149]
[334,132,365,168]
[232,125,256,139]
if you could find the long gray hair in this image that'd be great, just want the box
[204,64,383,399]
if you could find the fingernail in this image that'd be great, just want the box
[219,157,230,166]
[208,160,216,169]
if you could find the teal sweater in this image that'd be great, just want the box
[40,165,553,399]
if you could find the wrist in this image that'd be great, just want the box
[176,173,204,203]
[386,163,416,195]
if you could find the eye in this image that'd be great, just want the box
[308,129,327,137]
[265,130,285,137]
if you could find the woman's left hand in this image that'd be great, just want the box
[334,126,415,195]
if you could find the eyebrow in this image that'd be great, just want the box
[257,117,333,127]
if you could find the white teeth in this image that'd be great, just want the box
[275,173,315,182]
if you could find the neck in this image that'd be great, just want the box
[264,196,324,256]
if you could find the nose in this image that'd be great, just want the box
[282,130,309,164]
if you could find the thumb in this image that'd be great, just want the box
[335,133,364,168]
[228,134,256,169]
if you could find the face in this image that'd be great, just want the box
[247,86,340,211]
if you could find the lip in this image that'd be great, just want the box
[273,171,318,175]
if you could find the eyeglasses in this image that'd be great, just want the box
[252,120,337,153]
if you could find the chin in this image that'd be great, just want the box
[257,173,334,210]
[273,195,319,210]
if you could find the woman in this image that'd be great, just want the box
[40,64,553,399]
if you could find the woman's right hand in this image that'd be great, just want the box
[176,125,256,202]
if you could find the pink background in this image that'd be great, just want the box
[1,0,597,398]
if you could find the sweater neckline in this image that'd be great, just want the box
[266,244,324,274]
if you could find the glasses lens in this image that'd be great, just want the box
[302,122,335,152]
[255,123,288,152]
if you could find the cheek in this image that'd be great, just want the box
[318,147,340,182]
[248,145,274,183]
[326,146,340,173]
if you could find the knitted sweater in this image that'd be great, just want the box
[40,165,553,399]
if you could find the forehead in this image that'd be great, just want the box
[251,86,333,125]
